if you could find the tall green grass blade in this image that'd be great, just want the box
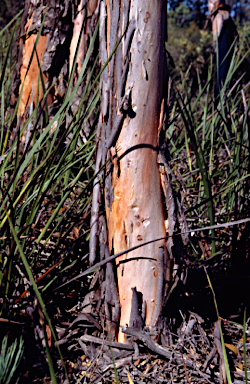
[177,89,216,253]
[0,335,24,384]
[204,267,232,384]
[6,214,67,382]
[108,342,119,384]
[0,9,23,38]
[243,308,248,384]
[42,324,57,384]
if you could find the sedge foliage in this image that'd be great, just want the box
[0,14,100,382]
[0,16,99,299]
[0,336,24,384]
[167,26,250,259]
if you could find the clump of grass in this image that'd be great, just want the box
[0,335,24,384]
[168,27,250,260]
[205,267,233,383]
[0,13,100,382]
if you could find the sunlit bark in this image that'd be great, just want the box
[94,0,171,342]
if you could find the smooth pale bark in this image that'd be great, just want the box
[98,0,171,342]
[69,0,98,76]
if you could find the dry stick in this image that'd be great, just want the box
[78,334,134,350]
[203,345,217,372]
[0,318,25,325]
[132,326,214,383]
[54,216,250,291]
[182,355,192,384]
[102,355,143,372]
[88,0,108,266]
[100,215,120,337]
[121,326,213,384]
[89,129,104,266]
[122,326,173,359]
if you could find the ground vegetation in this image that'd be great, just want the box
[0,2,250,383]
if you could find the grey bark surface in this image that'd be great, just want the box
[89,0,171,342]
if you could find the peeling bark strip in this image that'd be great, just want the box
[92,0,170,342]
[69,0,99,76]
[69,0,99,121]
[19,29,48,117]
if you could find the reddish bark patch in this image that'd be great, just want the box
[18,17,50,117]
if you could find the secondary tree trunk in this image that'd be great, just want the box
[208,0,237,96]
[11,0,98,141]
[12,1,72,119]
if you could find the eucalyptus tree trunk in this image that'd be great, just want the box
[13,0,171,343]
[207,0,237,96]
[90,0,171,343]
